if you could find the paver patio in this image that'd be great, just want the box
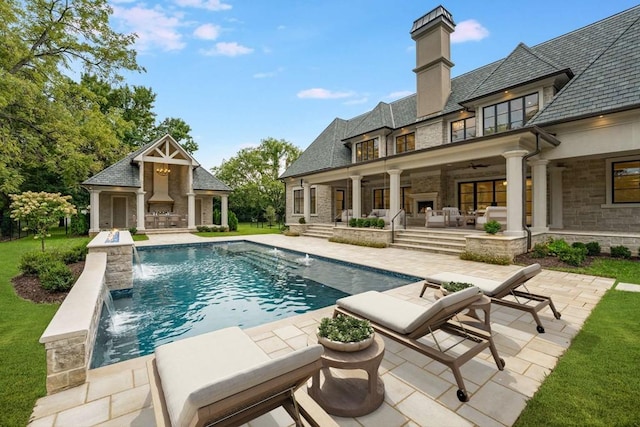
[29,233,615,426]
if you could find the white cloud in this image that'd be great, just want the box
[297,88,355,99]
[175,0,232,11]
[193,23,221,40]
[201,42,254,56]
[112,6,185,52]
[451,19,489,43]
[253,67,284,79]
[386,90,413,101]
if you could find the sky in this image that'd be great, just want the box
[108,0,640,171]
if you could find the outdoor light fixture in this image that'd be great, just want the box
[156,164,171,176]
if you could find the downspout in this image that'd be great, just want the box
[522,134,541,250]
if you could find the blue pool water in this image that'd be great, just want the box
[91,241,421,368]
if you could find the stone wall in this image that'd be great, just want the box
[98,192,136,229]
[416,120,446,149]
[465,234,528,260]
[39,252,107,394]
[333,227,393,246]
[87,230,134,290]
[532,231,640,255]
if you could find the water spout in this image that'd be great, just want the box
[133,246,145,277]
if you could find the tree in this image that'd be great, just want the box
[154,117,199,154]
[212,138,302,221]
[10,191,77,251]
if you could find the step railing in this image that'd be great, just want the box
[390,209,406,244]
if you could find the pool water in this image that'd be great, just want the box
[91,241,420,368]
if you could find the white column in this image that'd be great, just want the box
[187,193,196,229]
[302,181,311,223]
[350,176,362,219]
[89,189,101,234]
[549,166,565,229]
[136,190,146,232]
[529,159,549,232]
[220,194,229,227]
[388,169,402,226]
[502,150,528,237]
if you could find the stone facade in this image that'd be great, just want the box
[98,192,136,229]
[87,231,134,290]
[532,231,640,255]
[416,120,446,149]
[333,227,393,245]
[465,234,528,260]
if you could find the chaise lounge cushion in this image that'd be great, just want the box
[154,326,323,426]
[337,287,482,334]
[427,264,541,297]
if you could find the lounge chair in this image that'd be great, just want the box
[475,206,507,230]
[421,263,561,333]
[147,326,337,427]
[424,207,445,228]
[335,287,504,402]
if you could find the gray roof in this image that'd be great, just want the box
[281,5,640,178]
[83,138,232,192]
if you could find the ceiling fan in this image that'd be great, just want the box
[469,162,490,169]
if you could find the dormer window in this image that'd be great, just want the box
[355,138,378,162]
[451,117,476,142]
[395,133,415,154]
[483,93,539,135]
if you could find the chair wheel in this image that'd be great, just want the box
[456,389,468,402]
[536,325,545,333]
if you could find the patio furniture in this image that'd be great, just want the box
[424,207,445,228]
[341,209,353,223]
[442,207,464,227]
[335,287,505,402]
[147,326,335,427]
[475,206,507,230]
[308,334,385,417]
[367,209,404,225]
[421,263,562,333]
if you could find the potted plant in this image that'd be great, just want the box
[483,220,502,235]
[317,315,374,352]
[440,281,474,295]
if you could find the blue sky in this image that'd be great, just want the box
[109,1,639,171]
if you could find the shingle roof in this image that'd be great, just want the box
[83,138,232,192]
[281,5,640,178]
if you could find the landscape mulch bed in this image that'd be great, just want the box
[12,262,84,304]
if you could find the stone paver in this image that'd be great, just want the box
[29,233,615,427]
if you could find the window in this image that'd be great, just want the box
[355,138,379,162]
[458,179,532,217]
[395,133,415,154]
[483,93,539,135]
[451,117,476,142]
[310,187,317,214]
[373,189,389,209]
[293,189,303,214]
[612,160,640,203]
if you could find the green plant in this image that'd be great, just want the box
[19,251,57,276]
[483,220,502,234]
[228,211,239,231]
[441,281,474,293]
[196,225,211,232]
[348,218,357,227]
[459,251,512,265]
[328,237,387,248]
[586,241,601,256]
[362,218,371,227]
[355,218,364,227]
[571,242,586,251]
[213,208,221,225]
[376,218,386,229]
[531,242,549,258]
[69,213,89,236]
[39,261,74,292]
[298,216,306,224]
[611,245,632,259]
[264,205,276,225]
[317,315,374,343]
[558,246,587,267]
[547,238,571,256]
[59,244,88,264]
[128,227,137,235]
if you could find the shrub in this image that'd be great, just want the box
[19,251,57,275]
[362,219,371,228]
[128,227,137,235]
[69,213,89,236]
[228,211,239,231]
[483,220,501,235]
[348,218,357,227]
[531,243,549,258]
[459,251,511,265]
[611,245,632,259]
[356,218,364,227]
[196,225,211,232]
[328,237,387,248]
[213,208,221,225]
[298,216,306,224]
[558,246,587,266]
[586,241,601,256]
[39,261,74,292]
[571,242,586,251]
[376,218,386,229]
[59,244,88,264]
[547,238,571,256]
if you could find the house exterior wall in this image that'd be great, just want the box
[415,120,446,149]
[97,192,136,230]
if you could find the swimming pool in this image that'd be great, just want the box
[91,241,421,368]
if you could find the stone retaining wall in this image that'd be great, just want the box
[532,231,640,254]
[333,227,393,245]
[39,252,107,394]
[87,230,134,290]
[465,234,528,260]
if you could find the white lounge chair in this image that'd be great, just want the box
[476,206,507,230]
[147,327,336,427]
[424,207,445,228]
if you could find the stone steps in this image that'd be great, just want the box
[390,229,470,255]
[302,224,333,239]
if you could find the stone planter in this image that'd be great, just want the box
[317,333,375,352]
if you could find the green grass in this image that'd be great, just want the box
[194,222,282,237]
[514,258,640,426]
[0,230,90,426]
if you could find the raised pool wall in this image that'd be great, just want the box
[39,231,135,394]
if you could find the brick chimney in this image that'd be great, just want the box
[411,6,455,118]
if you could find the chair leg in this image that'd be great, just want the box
[419,281,440,298]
